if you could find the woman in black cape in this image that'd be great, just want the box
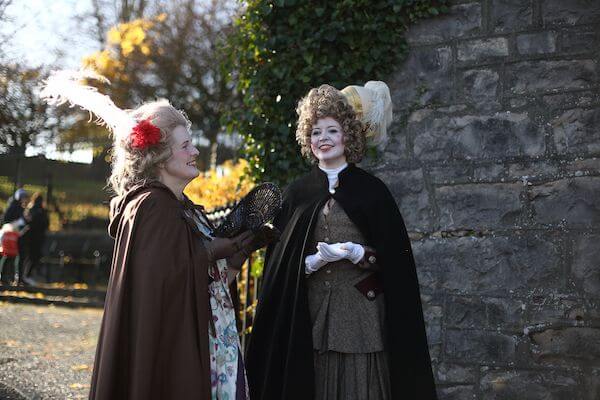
[246,82,437,400]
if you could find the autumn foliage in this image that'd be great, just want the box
[82,15,163,90]
[184,159,254,211]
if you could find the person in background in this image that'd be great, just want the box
[22,192,50,285]
[2,188,29,225]
[0,220,29,285]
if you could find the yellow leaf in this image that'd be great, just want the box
[121,41,135,56]
[71,364,90,371]
[69,383,90,389]
[107,27,121,45]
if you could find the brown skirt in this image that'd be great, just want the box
[313,350,391,400]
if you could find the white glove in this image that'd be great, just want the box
[340,242,365,264]
[316,242,348,262]
[305,252,327,274]
[317,241,365,264]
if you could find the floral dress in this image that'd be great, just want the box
[187,208,249,400]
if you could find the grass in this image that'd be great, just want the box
[0,176,110,231]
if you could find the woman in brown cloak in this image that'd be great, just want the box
[41,72,264,400]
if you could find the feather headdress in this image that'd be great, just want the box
[40,69,136,142]
[341,80,393,149]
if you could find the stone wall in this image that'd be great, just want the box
[367,1,600,398]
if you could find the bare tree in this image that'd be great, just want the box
[0,0,14,58]
[0,63,56,155]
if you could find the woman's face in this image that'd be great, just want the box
[161,125,200,184]
[310,117,346,168]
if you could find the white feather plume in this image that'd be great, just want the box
[364,80,393,148]
[40,69,135,141]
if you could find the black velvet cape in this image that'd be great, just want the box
[245,164,437,400]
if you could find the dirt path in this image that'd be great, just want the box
[0,302,102,399]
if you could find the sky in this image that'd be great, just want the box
[2,0,98,68]
[3,0,100,163]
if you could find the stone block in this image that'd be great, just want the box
[531,327,600,365]
[560,28,599,54]
[406,3,482,45]
[507,59,597,95]
[486,297,528,330]
[564,158,600,176]
[507,161,560,183]
[436,183,523,229]
[375,168,433,232]
[381,134,409,163]
[543,91,600,111]
[460,68,500,109]
[530,177,600,227]
[445,329,517,364]
[412,112,545,162]
[420,235,563,296]
[436,363,478,384]
[446,295,488,329]
[429,163,474,185]
[438,385,476,400]
[412,238,454,290]
[583,369,600,400]
[473,163,505,182]
[571,234,600,297]
[424,304,443,345]
[542,0,600,26]
[552,108,600,156]
[457,37,509,63]
[416,268,441,293]
[391,46,453,108]
[480,369,579,399]
[491,0,533,32]
[526,297,590,326]
[517,32,557,55]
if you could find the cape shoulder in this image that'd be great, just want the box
[123,186,183,224]
[282,165,396,207]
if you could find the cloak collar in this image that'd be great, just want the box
[308,163,357,195]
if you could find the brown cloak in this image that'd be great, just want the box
[89,182,211,400]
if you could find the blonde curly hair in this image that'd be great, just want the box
[109,99,191,196]
[295,84,366,164]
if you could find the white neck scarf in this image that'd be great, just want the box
[319,163,348,194]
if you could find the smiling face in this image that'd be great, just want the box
[310,117,347,168]
[160,125,200,186]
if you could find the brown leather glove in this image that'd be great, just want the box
[226,250,248,271]
[225,225,281,270]
[248,224,281,253]
[204,230,254,262]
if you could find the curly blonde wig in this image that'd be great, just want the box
[295,84,367,164]
[109,99,191,196]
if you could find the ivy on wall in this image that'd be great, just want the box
[226,0,448,185]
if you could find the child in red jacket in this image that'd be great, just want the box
[0,220,29,285]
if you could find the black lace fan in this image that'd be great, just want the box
[214,182,282,238]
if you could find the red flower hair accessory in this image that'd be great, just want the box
[130,119,161,149]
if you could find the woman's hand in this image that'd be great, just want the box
[226,250,249,271]
[205,231,254,261]
[305,252,328,274]
[317,241,365,264]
